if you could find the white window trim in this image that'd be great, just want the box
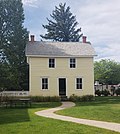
[48,58,56,69]
[75,77,84,90]
[41,77,49,90]
[69,58,77,69]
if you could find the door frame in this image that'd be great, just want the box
[58,77,67,96]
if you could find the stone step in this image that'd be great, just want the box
[60,96,68,101]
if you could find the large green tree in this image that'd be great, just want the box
[41,3,82,42]
[0,0,29,90]
[94,59,120,85]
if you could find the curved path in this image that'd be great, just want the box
[35,102,120,133]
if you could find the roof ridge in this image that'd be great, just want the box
[26,42,96,57]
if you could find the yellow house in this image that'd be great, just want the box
[26,35,96,98]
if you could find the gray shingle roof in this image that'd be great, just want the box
[26,41,96,57]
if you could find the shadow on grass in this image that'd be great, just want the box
[0,102,61,125]
[0,107,30,125]
[0,103,43,125]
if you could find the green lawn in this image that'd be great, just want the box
[56,96,120,123]
[0,101,120,134]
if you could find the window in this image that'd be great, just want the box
[49,58,55,68]
[42,78,48,89]
[70,58,76,68]
[76,78,82,89]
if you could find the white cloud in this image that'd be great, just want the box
[95,42,120,62]
[23,0,120,62]
[22,0,40,7]
[73,0,120,62]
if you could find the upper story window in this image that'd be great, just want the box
[42,78,48,89]
[76,78,82,89]
[70,58,76,68]
[49,58,55,68]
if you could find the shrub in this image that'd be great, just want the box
[0,96,60,103]
[95,90,101,96]
[80,95,88,101]
[86,95,95,101]
[69,94,94,102]
[115,88,120,96]
[101,90,110,96]
[30,96,60,102]
[69,94,80,102]
[49,96,61,102]
[0,95,15,102]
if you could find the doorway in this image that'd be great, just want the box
[59,78,66,96]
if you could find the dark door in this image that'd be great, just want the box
[59,78,66,96]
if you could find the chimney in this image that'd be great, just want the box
[82,36,87,43]
[30,35,35,42]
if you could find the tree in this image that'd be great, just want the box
[94,59,120,85]
[41,3,82,42]
[0,60,9,90]
[0,0,29,90]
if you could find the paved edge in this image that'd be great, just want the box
[35,102,120,133]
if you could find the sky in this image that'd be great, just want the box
[22,0,120,62]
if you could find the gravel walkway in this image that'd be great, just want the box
[35,102,120,133]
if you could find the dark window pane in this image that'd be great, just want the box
[77,78,79,83]
[45,84,48,89]
[42,79,44,83]
[77,78,80,83]
[80,78,82,83]
[42,84,44,89]
[42,78,48,89]
[76,84,79,89]
[70,58,76,68]
[51,63,54,68]
[73,64,75,68]
[72,59,75,62]
[70,59,72,62]
[80,84,82,89]
[76,78,82,89]
[49,58,55,68]
[44,84,47,89]
[44,78,47,83]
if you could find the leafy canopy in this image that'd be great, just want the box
[41,3,82,42]
[0,0,29,90]
[94,59,120,85]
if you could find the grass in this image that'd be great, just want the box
[0,100,119,134]
[56,96,120,123]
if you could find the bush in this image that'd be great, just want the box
[101,90,110,96]
[95,90,101,96]
[0,96,60,103]
[30,96,60,102]
[80,95,88,101]
[69,94,94,102]
[69,94,80,102]
[115,88,120,96]
[0,95,15,102]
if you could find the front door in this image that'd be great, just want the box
[59,78,66,96]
